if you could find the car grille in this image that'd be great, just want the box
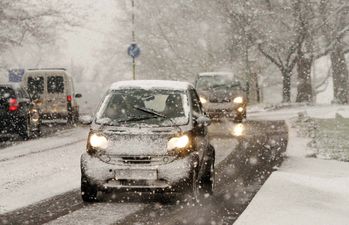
[122,156,152,164]
[209,98,231,103]
[99,155,175,166]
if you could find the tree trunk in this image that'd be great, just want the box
[296,46,313,102]
[331,45,349,104]
[282,71,291,102]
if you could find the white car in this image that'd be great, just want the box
[80,80,215,202]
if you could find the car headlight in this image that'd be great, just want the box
[89,133,108,150]
[167,134,193,157]
[200,96,207,104]
[233,96,243,104]
[231,123,244,137]
[31,109,40,122]
[167,135,190,151]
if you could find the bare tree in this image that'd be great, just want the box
[319,0,349,104]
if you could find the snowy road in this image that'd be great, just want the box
[0,120,288,225]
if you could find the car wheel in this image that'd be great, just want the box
[81,175,98,202]
[189,169,199,203]
[19,117,31,140]
[33,124,42,138]
[200,160,215,195]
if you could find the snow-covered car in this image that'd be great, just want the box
[21,68,82,124]
[195,72,248,122]
[0,83,41,139]
[80,80,215,202]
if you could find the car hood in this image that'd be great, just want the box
[94,126,190,156]
[198,89,243,103]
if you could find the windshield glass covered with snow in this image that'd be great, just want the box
[197,76,241,91]
[95,89,189,127]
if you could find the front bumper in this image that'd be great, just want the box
[81,153,197,192]
[203,102,246,118]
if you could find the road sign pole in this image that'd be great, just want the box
[132,0,136,80]
[133,57,136,80]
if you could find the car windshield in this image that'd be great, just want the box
[95,89,189,127]
[197,76,241,91]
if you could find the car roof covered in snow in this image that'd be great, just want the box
[0,83,21,89]
[198,71,234,77]
[110,80,193,91]
[25,68,72,77]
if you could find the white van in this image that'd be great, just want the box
[21,68,82,123]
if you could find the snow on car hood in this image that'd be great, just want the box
[198,89,242,103]
[104,133,172,155]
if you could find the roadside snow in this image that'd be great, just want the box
[248,104,349,120]
[0,127,89,214]
[45,203,143,225]
[235,106,349,225]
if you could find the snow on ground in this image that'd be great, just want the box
[39,137,236,225]
[0,123,236,220]
[235,105,349,225]
[0,127,89,213]
[248,104,349,120]
[45,203,143,225]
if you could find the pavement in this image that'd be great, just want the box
[235,106,349,225]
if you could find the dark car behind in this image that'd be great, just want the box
[0,83,41,139]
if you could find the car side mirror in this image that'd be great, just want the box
[75,93,82,98]
[79,115,93,125]
[244,82,250,94]
[195,115,211,126]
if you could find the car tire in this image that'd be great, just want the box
[199,159,215,195]
[19,117,31,140]
[81,175,98,202]
[199,146,215,195]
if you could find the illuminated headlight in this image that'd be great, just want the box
[231,123,244,137]
[31,110,40,122]
[233,96,243,104]
[237,107,244,113]
[200,96,207,104]
[89,133,108,150]
[167,135,190,151]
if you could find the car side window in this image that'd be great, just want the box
[189,89,202,115]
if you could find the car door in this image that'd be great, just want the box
[189,89,209,167]
[46,75,66,115]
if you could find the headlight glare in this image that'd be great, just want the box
[200,96,207,104]
[89,133,108,150]
[233,96,243,104]
[167,135,189,151]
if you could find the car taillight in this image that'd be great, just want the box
[8,98,18,111]
[67,95,72,102]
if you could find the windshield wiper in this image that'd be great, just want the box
[132,106,182,132]
[133,106,166,118]
[115,115,158,123]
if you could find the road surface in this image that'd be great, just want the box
[0,119,288,225]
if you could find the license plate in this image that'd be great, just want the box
[115,169,157,180]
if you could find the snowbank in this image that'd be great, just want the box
[235,107,349,225]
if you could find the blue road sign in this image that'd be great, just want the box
[127,43,141,58]
[8,69,25,82]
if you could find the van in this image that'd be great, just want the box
[21,68,82,123]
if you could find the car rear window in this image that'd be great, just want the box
[28,76,44,99]
[47,76,64,93]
